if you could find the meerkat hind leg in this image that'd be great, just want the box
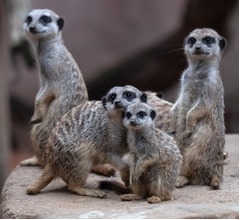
[27,164,54,195]
[120,193,143,201]
[68,184,107,198]
[147,196,161,204]
[19,156,41,166]
[176,175,189,188]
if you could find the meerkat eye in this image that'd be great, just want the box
[125,111,132,119]
[40,15,52,24]
[123,91,136,101]
[25,16,32,25]
[107,93,116,103]
[137,111,147,118]
[202,36,215,45]
[187,37,196,45]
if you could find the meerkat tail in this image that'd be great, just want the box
[99,180,132,194]
[27,164,54,195]
[19,156,41,166]
[211,175,220,190]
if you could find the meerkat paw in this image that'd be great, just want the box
[176,176,189,188]
[30,116,43,125]
[27,185,40,195]
[19,156,41,166]
[147,196,161,204]
[68,185,107,198]
[211,175,220,190]
[91,164,115,177]
[120,193,142,201]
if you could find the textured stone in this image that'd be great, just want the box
[1,134,239,219]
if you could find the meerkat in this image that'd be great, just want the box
[20,9,88,167]
[26,85,148,198]
[171,28,226,189]
[118,102,182,203]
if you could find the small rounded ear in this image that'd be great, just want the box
[101,97,107,109]
[140,93,147,103]
[219,37,227,51]
[156,92,163,99]
[150,110,156,120]
[57,18,64,31]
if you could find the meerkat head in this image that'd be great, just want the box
[23,9,64,40]
[123,103,156,130]
[102,85,147,116]
[184,28,227,61]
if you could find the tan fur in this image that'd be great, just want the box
[20,9,88,167]
[120,103,182,203]
[171,28,226,189]
[26,86,147,198]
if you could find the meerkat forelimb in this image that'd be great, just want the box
[171,28,227,189]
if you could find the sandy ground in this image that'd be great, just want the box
[0,134,239,219]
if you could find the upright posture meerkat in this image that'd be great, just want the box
[20,9,88,166]
[119,103,182,203]
[171,28,226,189]
[26,85,147,198]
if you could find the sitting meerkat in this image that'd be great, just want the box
[20,9,88,167]
[120,102,182,204]
[171,28,227,189]
[26,85,147,198]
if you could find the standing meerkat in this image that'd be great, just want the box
[171,28,226,189]
[119,103,182,203]
[26,85,147,198]
[20,9,88,166]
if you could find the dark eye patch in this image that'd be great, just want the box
[187,37,196,45]
[202,36,215,45]
[137,111,147,118]
[40,15,52,24]
[25,16,32,25]
[107,93,116,104]
[125,111,132,119]
[123,91,136,101]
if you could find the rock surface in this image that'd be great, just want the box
[0,134,239,219]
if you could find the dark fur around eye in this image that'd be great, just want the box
[107,93,116,104]
[187,37,196,45]
[125,112,132,119]
[123,91,136,101]
[40,15,52,24]
[137,111,147,118]
[202,36,216,45]
[25,16,32,25]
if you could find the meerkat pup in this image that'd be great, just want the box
[171,28,226,189]
[26,85,147,198]
[119,103,182,203]
[20,9,88,166]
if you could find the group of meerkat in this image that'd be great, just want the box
[21,8,227,204]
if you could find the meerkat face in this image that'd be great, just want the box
[102,85,147,115]
[23,9,64,40]
[184,28,227,60]
[123,103,156,130]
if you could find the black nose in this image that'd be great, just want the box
[195,46,201,50]
[130,120,136,126]
[29,27,36,34]
[114,101,121,108]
